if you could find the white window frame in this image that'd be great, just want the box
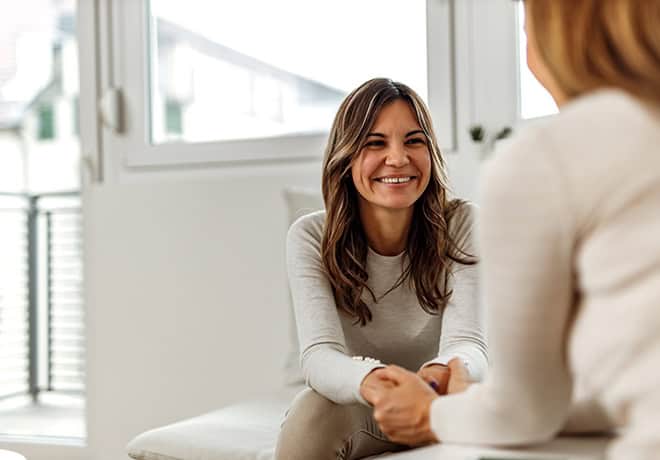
[99,0,458,170]
[467,0,520,138]
[468,0,558,134]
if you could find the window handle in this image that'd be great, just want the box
[468,124,513,159]
[81,153,101,184]
[100,86,123,133]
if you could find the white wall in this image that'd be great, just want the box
[84,163,320,460]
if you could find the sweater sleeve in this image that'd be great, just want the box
[430,132,575,445]
[422,203,488,381]
[287,214,384,405]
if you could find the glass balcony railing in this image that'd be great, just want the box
[0,192,84,404]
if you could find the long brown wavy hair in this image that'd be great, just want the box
[321,78,476,326]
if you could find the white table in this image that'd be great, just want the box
[0,450,26,460]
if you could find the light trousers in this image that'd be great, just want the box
[274,388,409,460]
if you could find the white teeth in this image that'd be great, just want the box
[378,176,413,184]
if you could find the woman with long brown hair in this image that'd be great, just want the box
[370,1,660,458]
[274,78,488,459]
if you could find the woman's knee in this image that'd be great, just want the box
[274,388,359,460]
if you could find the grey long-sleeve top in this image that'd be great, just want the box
[286,203,488,405]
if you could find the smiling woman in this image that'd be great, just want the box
[351,100,432,218]
[321,79,470,326]
[274,78,488,460]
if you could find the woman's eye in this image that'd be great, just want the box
[406,137,426,145]
[365,140,385,147]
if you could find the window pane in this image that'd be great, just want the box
[148,0,427,144]
[517,3,558,120]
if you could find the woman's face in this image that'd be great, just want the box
[350,98,432,214]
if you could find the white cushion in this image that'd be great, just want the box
[0,450,27,460]
[281,187,324,385]
[127,390,300,460]
[282,186,324,228]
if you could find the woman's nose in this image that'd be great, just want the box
[384,145,410,167]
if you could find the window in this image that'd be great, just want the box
[37,104,56,140]
[105,0,456,167]
[149,0,428,145]
[467,0,558,147]
[164,99,182,137]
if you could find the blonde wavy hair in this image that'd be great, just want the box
[321,78,475,326]
[523,0,660,104]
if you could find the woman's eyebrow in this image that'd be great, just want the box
[366,130,424,138]
[405,129,425,137]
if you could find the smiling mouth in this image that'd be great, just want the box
[374,176,416,184]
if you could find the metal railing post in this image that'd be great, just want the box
[27,195,39,401]
[46,211,53,392]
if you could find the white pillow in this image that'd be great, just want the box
[283,186,324,228]
[281,187,324,385]
[126,393,299,460]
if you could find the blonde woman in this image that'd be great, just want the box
[370,1,660,459]
[274,78,488,460]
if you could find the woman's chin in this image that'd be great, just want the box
[376,199,418,211]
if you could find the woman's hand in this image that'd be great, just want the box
[370,365,439,446]
[360,368,394,404]
[417,364,450,395]
[446,358,472,394]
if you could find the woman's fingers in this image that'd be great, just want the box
[379,364,415,384]
[379,417,438,446]
[418,364,450,394]
[391,432,436,446]
[447,358,467,374]
[373,377,437,429]
[447,358,472,394]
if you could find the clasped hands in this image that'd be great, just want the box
[360,358,471,446]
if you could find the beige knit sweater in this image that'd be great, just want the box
[431,90,660,459]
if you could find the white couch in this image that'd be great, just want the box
[126,391,609,460]
[125,188,610,460]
